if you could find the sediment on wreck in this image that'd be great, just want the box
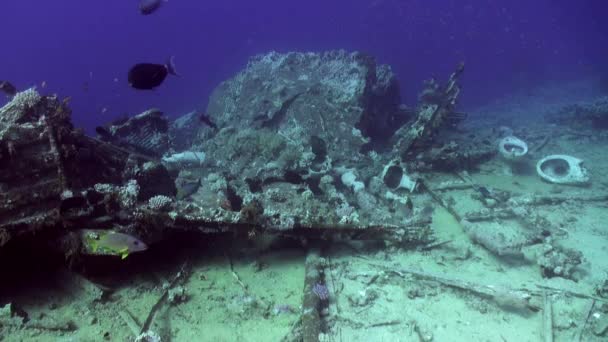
[0,90,78,245]
[0,89,173,247]
[0,50,475,262]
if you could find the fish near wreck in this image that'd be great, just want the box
[128,57,179,90]
[139,0,166,15]
[79,229,148,259]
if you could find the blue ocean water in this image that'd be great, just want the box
[1,0,606,131]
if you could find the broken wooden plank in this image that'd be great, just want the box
[134,205,434,247]
[393,63,464,157]
[543,291,553,342]
[302,248,325,342]
[369,263,540,312]
[577,299,596,342]
[420,179,462,222]
[508,193,608,206]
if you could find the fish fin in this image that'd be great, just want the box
[119,247,130,259]
[166,56,180,77]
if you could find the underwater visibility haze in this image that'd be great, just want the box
[1,0,607,130]
[1,0,608,341]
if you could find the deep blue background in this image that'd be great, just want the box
[1,0,606,132]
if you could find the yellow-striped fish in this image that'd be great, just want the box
[79,229,148,259]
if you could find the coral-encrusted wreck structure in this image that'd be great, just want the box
[0,50,474,258]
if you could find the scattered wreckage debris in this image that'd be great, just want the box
[0,88,436,260]
[0,90,84,245]
[369,262,542,313]
[0,78,447,341]
[280,248,333,342]
[0,303,78,334]
[301,248,331,342]
[421,171,593,281]
[119,261,191,342]
[2,51,606,341]
[95,108,169,158]
[135,204,435,247]
[393,62,464,158]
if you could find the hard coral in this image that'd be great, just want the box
[147,195,173,211]
[0,88,41,124]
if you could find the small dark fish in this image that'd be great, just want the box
[139,0,165,15]
[0,80,17,96]
[199,112,218,129]
[128,56,178,90]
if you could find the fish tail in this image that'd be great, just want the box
[166,56,180,77]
